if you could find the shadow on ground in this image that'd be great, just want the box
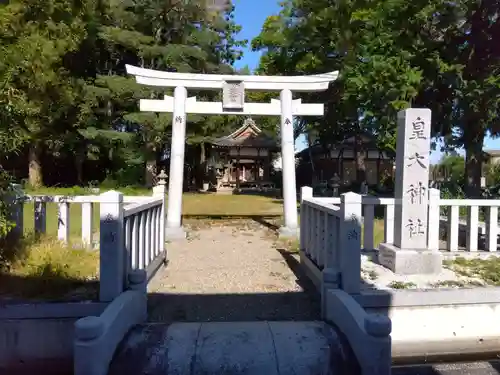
[0,271,99,303]
[147,245,320,323]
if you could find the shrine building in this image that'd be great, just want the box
[206,118,279,190]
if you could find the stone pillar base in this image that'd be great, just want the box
[378,243,443,275]
[166,226,187,241]
[278,226,299,239]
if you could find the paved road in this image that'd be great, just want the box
[394,361,500,375]
[109,321,361,375]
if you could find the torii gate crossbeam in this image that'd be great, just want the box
[126,65,339,240]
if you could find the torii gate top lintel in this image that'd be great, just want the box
[125,64,339,92]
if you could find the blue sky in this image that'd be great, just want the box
[232,0,500,164]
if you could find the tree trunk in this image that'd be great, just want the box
[306,133,316,185]
[145,159,157,188]
[198,142,206,188]
[354,133,366,185]
[75,146,85,185]
[464,121,484,198]
[28,143,43,188]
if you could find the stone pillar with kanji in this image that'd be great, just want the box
[378,108,443,274]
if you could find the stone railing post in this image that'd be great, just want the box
[427,188,440,251]
[300,186,313,252]
[321,269,340,320]
[34,198,47,237]
[57,199,71,244]
[339,192,362,294]
[99,190,125,302]
[128,269,147,321]
[74,316,104,375]
[6,183,24,242]
[383,203,394,244]
[81,202,94,249]
[153,170,167,257]
[363,314,392,375]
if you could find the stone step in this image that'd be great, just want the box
[108,321,360,375]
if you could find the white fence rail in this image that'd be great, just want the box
[99,186,166,302]
[6,191,161,248]
[123,193,165,280]
[436,199,500,252]
[6,178,168,302]
[304,195,396,252]
[300,187,362,294]
[303,188,500,254]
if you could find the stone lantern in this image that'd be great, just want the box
[330,173,341,197]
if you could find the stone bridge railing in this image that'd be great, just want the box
[303,188,500,253]
[300,187,392,375]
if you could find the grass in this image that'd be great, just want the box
[444,256,500,285]
[367,219,386,250]
[181,193,283,217]
[429,280,484,288]
[388,281,417,289]
[0,235,99,301]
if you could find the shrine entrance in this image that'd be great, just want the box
[126,65,339,239]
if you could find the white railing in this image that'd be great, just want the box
[123,195,165,279]
[6,179,167,302]
[301,186,500,255]
[304,195,395,252]
[300,187,362,294]
[437,199,500,252]
[28,195,101,247]
[6,191,158,248]
[92,182,167,302]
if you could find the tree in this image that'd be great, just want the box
[0,0,90,187]
[252,0,426,185]
[415,0,500,197]
[252,0,500,194]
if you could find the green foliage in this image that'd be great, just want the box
[0,0,247,189]
[0,171,16,240]
[484,162,500,187]
[253,0,500,192]
[437,154,466,185]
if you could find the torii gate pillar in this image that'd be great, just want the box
[279,89,298,236]
[165,87,188,240]
[126,65,339,240]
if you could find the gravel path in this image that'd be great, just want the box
[147,220,320,323]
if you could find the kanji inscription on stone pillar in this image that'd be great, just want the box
[393,108,432,250]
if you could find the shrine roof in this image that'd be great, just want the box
[210,118,279,149]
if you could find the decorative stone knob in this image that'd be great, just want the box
[128,269,146,286]
[75,316,104,341]
[364,314,391,337]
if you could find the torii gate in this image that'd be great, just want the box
[126,65,339,239]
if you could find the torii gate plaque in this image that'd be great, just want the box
[126,65,339,240]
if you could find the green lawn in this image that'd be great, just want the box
[22,189,284,237]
